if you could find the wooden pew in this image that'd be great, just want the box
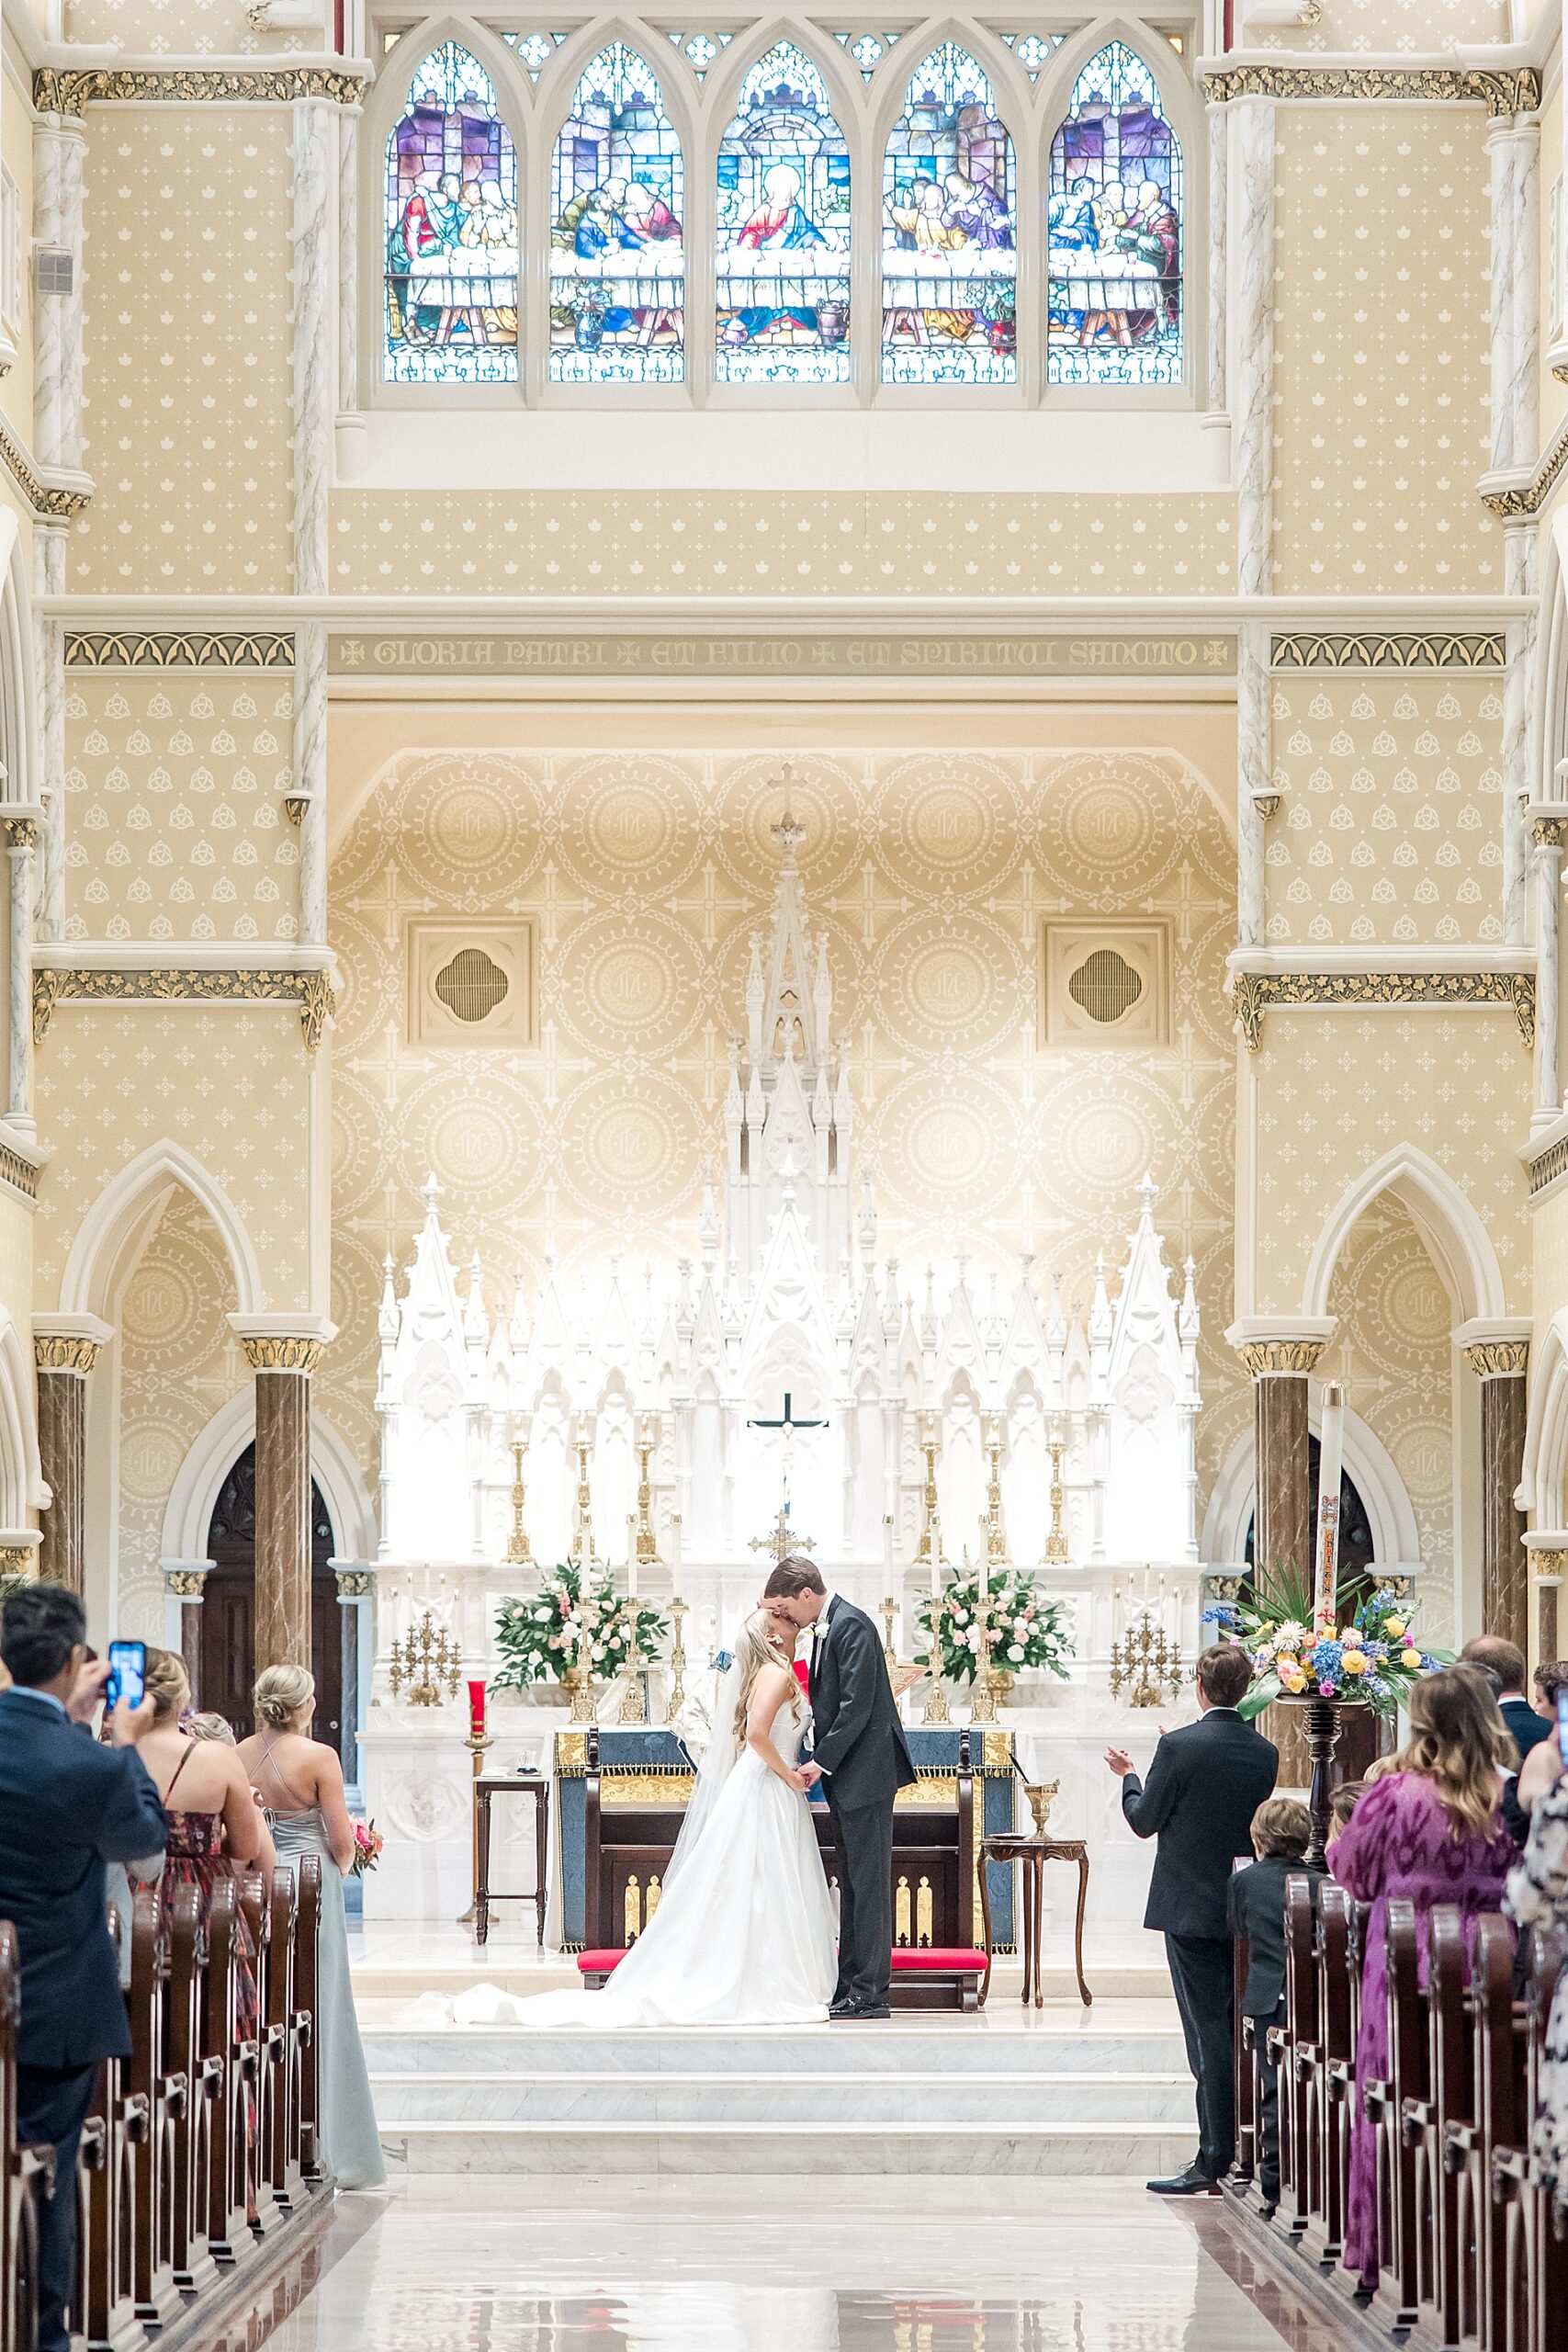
[1316,1883,1359,2267]
[262,1869,303,2216]
[202,1874,253,2269]
[1444,1913,1519,2352]
[1402,1904,1471,2350]
[164,1883,218,2301]
[1493,1925,1567,2352]
[294,1859,322,2186]
[238,1872,275,2239]
[1363,1898,1426,2327]
[1277,1873,1321,2239]
[125,1888,184,2328]
[0,1920,49,2352]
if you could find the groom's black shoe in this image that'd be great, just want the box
[1145,2163,1223,2197]
[833,1999,891,2020]
[828,1996,858,2018]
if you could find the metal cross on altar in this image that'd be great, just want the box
[747,1392,825,1565]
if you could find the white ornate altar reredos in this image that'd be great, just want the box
[359,817,1211,1943]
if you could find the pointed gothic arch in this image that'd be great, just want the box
[1300,1144,1506,1326]
[60,1140,264,1324]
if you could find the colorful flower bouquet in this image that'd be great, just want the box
[915,1566,1073,1687]
[1205,1563,1448,1723]
[349,1818,384,1878]
[492,1560,668,1692]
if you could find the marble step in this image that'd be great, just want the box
[363,2027,1190,2078]
[377,2120,1195,2177]
[370,2066,1196,2128]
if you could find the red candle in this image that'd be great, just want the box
[467,1678,487,1738]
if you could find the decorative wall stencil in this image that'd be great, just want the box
[318,744,1250,1522]
[1266,673,1505,946]
[64,634,295,671]
[63,674,298,942]
[1323,1198,1456,1647]
[1233,970,1532,1054]
[1262,0,1508,51]
[1270,635,1506,671]
[71,113,295,595]
[327,489,1238,596]
[1043,922,1168,1046]
[1270,111,1499,598]
[1252,1012,1530,1314]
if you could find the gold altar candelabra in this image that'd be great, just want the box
[572,1436,599,1563]
[984,1422,1008,1565]
[505,1433,533,1567]
[915,1424,942,1567]
[389,1610,462,1705]
[666,1590,689,1719]
[1110,1604,1185,1709]
[1043,1431,1069,1565]
[634,1423,660,1564]
[920,1586,952,1725]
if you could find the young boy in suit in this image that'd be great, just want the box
[1227,1796,1325,2216]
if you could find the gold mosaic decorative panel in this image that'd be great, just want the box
[70,112,294,594]
[1251,1012,1530,1317]
[63,674,299,941]
[1323,1198,1456,1647]
[328,491,1237,599]
[319,745,1251,1510]
[1271,111,1499,598]
[117,1189,246,1638]
[34,1005,315,1310]
[1266,673,1505,945]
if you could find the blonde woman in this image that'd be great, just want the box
[236,1668,383,2189]
[506,1609,836,2029]
[130,1649,265,1894]
[1331,1668,1517,2290]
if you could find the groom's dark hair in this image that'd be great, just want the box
[762,1557,826,1599]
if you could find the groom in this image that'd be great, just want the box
[762,1558,917,2019]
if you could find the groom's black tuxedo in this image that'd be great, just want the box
[808,1593,917,2009]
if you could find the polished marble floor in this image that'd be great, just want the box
[231,2177,1349,2351]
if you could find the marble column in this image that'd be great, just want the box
[1205,96,1227,419]
[1503,526,1539,950]
[232,1324,331,1676]
[1487,116,1540,481]
[2,814,37,1136]
[1236,623,1269,949]
[334,1566,371,1784]
[33,1317,111,1594]
[164,1562,212,1704]
[1231,96,1276,603]
[32,105,84,950]
[1529,809,1564,1129]
[1232,1330,1332,1585]
[32,534,65,943]
[1458,1326,1531,1652]
[292,99,333,951]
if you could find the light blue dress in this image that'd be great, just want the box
[259,1747,384,2191]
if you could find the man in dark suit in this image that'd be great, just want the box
[1461,1635,1552,1757]
[1106,1641,1278,2195]
[0,1585,165,2352]
[763,1556,917,2019]
[1226,1796,1325,2214]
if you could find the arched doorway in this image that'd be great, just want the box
[201,1443,343,1746]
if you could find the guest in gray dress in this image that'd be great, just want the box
[237,1665,385,2190]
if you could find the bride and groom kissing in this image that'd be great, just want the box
[522,1557,919,2030]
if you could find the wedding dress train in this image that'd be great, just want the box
[480,1696,837,2030]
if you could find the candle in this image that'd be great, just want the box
[671,1511,682,1595]
[1314,1382,1345,1630]
[467,1678,487,1740]
[930,1550,941,1601]
[883,1514,895,1579]
[626,1515,638,1600]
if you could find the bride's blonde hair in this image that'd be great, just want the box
[732,1610,801,1752]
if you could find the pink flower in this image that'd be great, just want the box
[1318,1680,1334,1696]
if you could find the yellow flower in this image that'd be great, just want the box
[1282,1670,1307,1694]
[1401,1647,1421,1670]
[1341,1649,1369,1676]
[1385,1617,1406,1639]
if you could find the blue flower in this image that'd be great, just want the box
[1308,1638,1345,1675]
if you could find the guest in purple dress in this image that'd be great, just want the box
[1331,1668,1517,2289]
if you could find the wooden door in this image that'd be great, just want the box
[200,1445,341,1743]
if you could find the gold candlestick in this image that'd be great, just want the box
[572,1437,598,1563]
[1043,1433,1069,1565]
[969,1665,1002,1724]
[881,1592,898,1671]
[562,1658,595,1725]
[915,1427,942,1566]
[634,1429,659,1564]
[389,1610,461,1705]
[505,1435,533,1566]
[462,1724,492,1927]
[667,1592,689,1719]
[1110,1604,1185,1708]
[921,1591,951,1724]
[984,1421,1007,1565]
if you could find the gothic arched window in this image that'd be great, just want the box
[384,42,518,384]
[715,42,852,385]
[881,44,1016,386]
[549,44,684,384]
[1046,41,1181,387]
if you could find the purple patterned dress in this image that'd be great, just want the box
[1331,1770,1515,2286]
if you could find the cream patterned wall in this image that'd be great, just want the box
[65,0,272,49]
[318,743,1252,1516]
[1260,0,1508,48]
[1265,672,1505,946]
[116,1188,244,1637]
[1247,1011,1531,1317]
[70,113,295,596]
[1324,1198,1457,1645]
[328,491,1238,599]
[1271,110,1499,600]
[33,1006,316,1308]
[62,674,299,942]
[0,74,36,454]
[1532,1185,1568,1363]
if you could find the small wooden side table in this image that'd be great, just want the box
[979,1835,1091,2010]
[474,1774,550,1949]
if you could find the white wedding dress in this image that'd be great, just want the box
[497,1690,838,2030]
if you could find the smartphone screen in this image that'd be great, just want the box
[1557,1685,1568,1768]
[105,1639,146,1713]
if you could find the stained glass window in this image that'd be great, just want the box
[550,44,684,384]
[1046,41,1182,387]
[385,43,518,384]
[715,42,851,385]
[881,43,1016,386]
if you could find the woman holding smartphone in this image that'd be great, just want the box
[1506,1690,1568,2220]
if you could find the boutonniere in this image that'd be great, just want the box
[812,1618,829,1643]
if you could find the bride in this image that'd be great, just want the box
[507,1609,837,2028]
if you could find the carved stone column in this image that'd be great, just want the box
[1231,95,1275,604]
[231,1320,333,1677]
[2,813,39,1136]
[1456,1321,1531,1652]
[33,1315,111,1593]
[334,1565,371,1785]
[1529,808,1565,1129]
[164,1562,212,1704]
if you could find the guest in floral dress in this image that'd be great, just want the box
[1331,1668,1517,2290]
[1506,1741,1568,2218]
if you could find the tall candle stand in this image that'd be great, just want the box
[666,1591,689,1719]
[915,1425,943,1566]
[921,1589,952,1725]
[505,1434,533,1567]
[460,1682,492,1928]
[1043,1430,1069,1564]
[572,1437,598,1564]
[984,1422,1008,1565]
[634,1424,659,1565]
